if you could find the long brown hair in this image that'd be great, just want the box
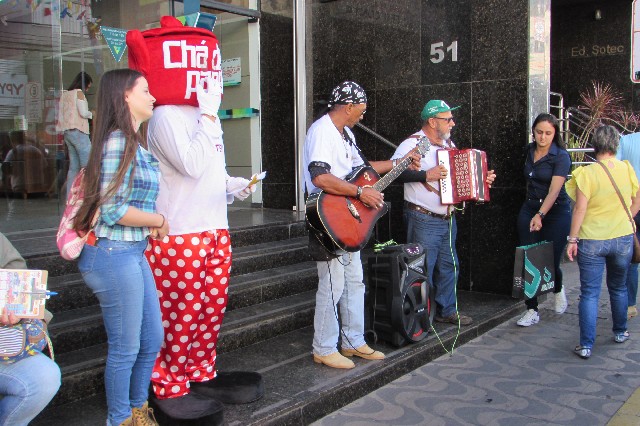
[73,69,145,232]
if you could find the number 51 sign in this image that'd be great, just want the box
[430,40,458,63]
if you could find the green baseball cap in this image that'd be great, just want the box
[421,100,460,121]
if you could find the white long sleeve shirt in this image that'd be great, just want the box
[147,105,229,234]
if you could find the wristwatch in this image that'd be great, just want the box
[537,211,545,219]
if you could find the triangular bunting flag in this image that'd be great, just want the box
[101,26,128,62]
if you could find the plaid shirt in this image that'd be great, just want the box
[94,130,160,242]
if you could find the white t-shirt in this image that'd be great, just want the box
[147,105,229,234]
[392,130,453,215]
[303,113,364,193]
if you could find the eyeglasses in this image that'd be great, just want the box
[348,104,366,117]
[432,117,454,123]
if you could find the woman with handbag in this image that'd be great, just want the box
[0,232,60,426]
[72,69,168,426]
[566,125,640,359]
[57,71,94,195]
[515,113,572,327]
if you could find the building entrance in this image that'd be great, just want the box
[204,4,263,205]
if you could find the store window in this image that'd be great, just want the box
[0,0,183,233]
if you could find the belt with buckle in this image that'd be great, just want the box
[406,202,453,220]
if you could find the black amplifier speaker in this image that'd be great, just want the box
[366,243,434,347]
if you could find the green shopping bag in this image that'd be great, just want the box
[512,241,556,300]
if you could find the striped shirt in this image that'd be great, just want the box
[94,130,160,242]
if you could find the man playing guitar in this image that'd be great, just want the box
[303,81,421,369]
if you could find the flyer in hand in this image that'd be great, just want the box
[0,269,49,319]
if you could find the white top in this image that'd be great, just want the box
[147,105,230,234]
[392,129,454,215]
[303,113,364,193]
[56,89,92,134]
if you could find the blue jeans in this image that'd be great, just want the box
[625,213,640,307]
[405,208,458,318]
[79,238,163,426]
[0,353,60,426]
[64,129,91,194]
[313,251,366,356]
[577,235,632,349]
[517,200,571,310]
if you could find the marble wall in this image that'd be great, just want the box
[260,10,297,209]
[260,0,533,295]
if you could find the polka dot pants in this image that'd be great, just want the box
[145,229,232,399]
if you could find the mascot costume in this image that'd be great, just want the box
[126,16,264,425]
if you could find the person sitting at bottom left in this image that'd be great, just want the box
[0,232,61,426]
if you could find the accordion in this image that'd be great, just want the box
[437,149,491,204]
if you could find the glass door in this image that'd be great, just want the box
[202,3,262,205]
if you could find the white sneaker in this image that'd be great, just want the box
[517,309,540,327]
[555,288,568,314]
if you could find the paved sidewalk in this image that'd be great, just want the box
[313,261,640,426]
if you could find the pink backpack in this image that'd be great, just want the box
[56,168,97,260]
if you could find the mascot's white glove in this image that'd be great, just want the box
[226,177,257,202]
[236,184,257,201]
[197,76,222,117]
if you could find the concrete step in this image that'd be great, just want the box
[10,218,308,277]
[230,220,307,248]
[230,236,310,276]
[44,239,314,316]
[46,288,317,407]
[47,262,318,355]
[32,291,522,426]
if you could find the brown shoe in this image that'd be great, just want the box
[435,313,473,326]
[629,306,638,320]
[313,352,355,369]
[341,344,385,360]
[118,417,133,426]
[131,401,159,426]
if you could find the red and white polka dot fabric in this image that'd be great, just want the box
[145,229,232,399]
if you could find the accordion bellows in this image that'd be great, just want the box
[437,149,491,204]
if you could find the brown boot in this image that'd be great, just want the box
[341,344,385,360]
[131,401,159,426]
[117,417,133,426]
[313,352,355,369]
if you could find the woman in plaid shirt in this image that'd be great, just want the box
[73,69,168,426]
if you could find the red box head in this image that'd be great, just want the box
[126,16,222,107]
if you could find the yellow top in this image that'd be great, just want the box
[565,159,638,240]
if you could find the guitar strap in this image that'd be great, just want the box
[343,130,372,168]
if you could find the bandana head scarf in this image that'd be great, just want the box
[328,81,367,107]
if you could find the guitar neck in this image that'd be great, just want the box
[372,157,414,192]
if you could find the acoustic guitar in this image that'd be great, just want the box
[306,138,429,253]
